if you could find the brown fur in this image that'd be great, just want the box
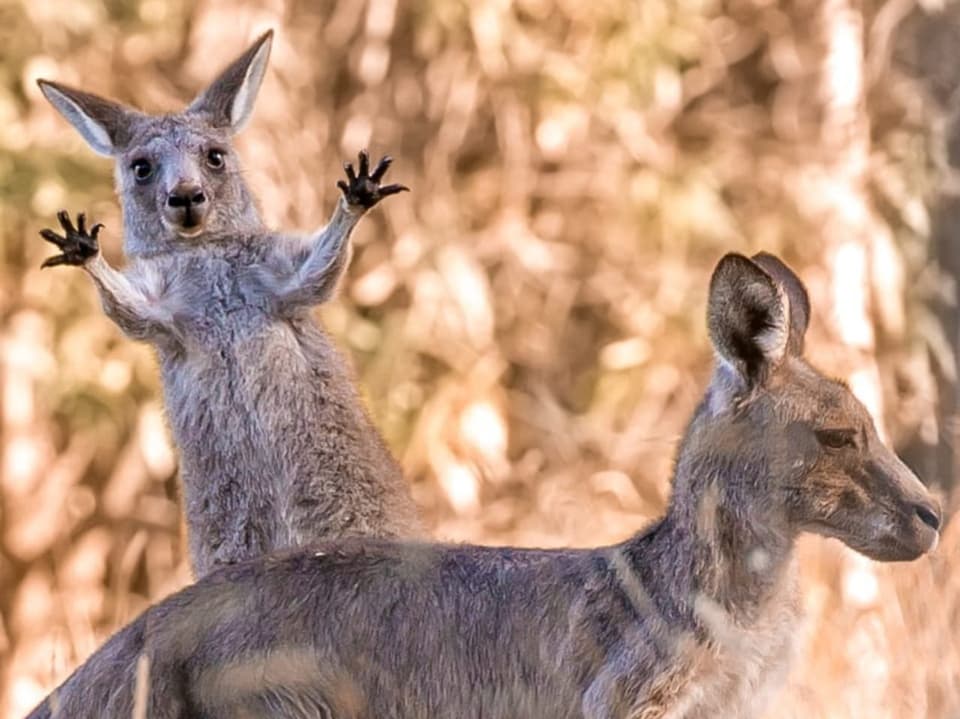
[37,32,422,576]
[28,253,941,719]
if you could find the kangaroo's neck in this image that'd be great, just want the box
[625,407,797,628]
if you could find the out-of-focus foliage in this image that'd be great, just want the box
[1,0,958,716]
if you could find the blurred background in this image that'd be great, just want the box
[1,0,959,716]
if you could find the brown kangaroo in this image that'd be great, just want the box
[28,252,941,719]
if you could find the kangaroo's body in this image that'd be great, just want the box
[28,254,941,718]
[30,534,797,719]
[148,234,419,567]
[37,32,422,575]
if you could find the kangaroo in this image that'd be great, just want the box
[27,253,941,719]
[36,31,422,576]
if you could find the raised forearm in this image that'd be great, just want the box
[274,198,364,309]
[40,210,180,348]
[85,255,179,346]
[271,151,407,311]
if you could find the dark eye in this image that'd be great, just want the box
[816,429,857,450]
[207,149,226,169]
[131,158,153,182]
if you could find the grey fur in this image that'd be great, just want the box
[37,31,422,576]
[27,253,941,719]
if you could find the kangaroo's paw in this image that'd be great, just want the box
[39,210,102,268]
[337,150,408,209]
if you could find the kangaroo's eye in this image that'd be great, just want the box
[131,158,153,182]
[207,149,226,169]
[815,429,857,450]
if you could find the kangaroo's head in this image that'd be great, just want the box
[37,31,273,256]
[685,252,940,562]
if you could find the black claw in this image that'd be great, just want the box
[370,156,392,182]
[338,152,407,209]
[39,210,101,269]
[39,228,66,248]
[57,210,74,233]
[41,255,68,269]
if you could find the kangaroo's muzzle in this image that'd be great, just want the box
[164,181,209,236]
[869,455,942,560]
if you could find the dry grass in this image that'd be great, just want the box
[1,0,958,716]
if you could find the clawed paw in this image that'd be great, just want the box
[39,210,102,268]
[337,150,408,210]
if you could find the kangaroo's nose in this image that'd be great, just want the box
[167,184,206,209]
[914,501,942,531]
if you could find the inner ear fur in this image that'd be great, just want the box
[707,253,789,387]
[186,29,273,133]
[751,252,810,355]
[36,80,138,156]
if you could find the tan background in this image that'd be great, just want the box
[1,0,959,716]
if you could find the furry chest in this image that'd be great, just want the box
[662,593,801,718]
[159,321,325,453]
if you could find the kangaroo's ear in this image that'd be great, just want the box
[37,80,137,157]
[707,253,789,388]
[750,252,810,355]
[187,30,273,133]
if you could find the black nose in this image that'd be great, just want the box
[914,502,942,531]
[167,185,206,208]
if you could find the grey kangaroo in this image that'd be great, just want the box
[36,31,422,576]
[28,253,941,718]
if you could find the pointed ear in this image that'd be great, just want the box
[37,80,137,157]
[750,252,810,355]
[707,253,789,388]
[187,30,273,133]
